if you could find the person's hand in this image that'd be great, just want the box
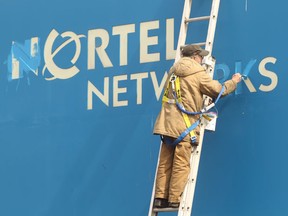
[232,73,242,83]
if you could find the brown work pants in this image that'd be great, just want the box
[155,140,192,203]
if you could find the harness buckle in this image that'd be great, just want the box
[169,73,177,82]
[191,136,197,143]
[201,103,215,113]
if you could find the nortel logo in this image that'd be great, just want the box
[4,18,279,110]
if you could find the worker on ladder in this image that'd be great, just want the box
[152,44,242,209]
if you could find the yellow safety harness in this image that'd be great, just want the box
[162,73,198,145]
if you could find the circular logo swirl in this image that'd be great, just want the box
[42,29,85,80]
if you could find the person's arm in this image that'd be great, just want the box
[199,72,242,98]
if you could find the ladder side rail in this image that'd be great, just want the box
[177,57,216,216]
[177,63,217,216]
[203,0,221,110]
[177,124,206,216]
[175,0,193,62]
[148,143,163,216]
[204,0,220,75]
[178,0,221,215]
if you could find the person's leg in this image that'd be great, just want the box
[154,142,175,200]
[168,140,192,204]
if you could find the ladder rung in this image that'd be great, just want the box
[153,207,179,213]
[186,16,210,23]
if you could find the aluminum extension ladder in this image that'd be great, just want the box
[148,0,221,216]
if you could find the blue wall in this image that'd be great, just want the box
[0,0,287,216]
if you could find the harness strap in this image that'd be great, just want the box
[214,85,225,104]
[160,120,200,146]
[174,75,198,143]
[182,111,198,144]
[172,120,200,146]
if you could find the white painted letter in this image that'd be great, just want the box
[130,72,149,104]
[166,19,176,60]
[112,24,135,66]
[43,30,84,80]
[150,71,168,101]
[113,75,128,107]
[259,57,278,92]
[140,20,160,63]
[87,79,109,110]
[88,29,113,70]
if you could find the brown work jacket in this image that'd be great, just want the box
[153,57,237,143]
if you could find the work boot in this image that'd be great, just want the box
[168,202,180,208]
[153,198,168,208]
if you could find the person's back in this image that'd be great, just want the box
[153,56,207,144]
